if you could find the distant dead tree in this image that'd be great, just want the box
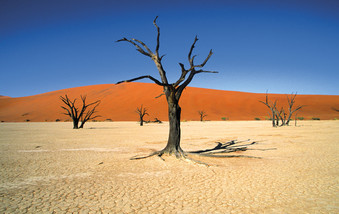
[116,17,224,160]
[260,92,278,127]
[277,107,287,126]
[285,93,304,125]
[260,92,303,127]
[60,95,101,129]
[198,110,207,121]
[332,107,339,112]
[136,105,149,126]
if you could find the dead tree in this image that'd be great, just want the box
[260,92,278,127]
[60,95,101,129]
[277,107,287,126]
[136,105,149,126]
[116,17,218,159]
[286,93,304,125]
[198,110,207,121]
[261,92,303,127]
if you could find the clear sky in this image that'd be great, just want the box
[1,0,339,97]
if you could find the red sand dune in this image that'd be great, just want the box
[0,82,339,122]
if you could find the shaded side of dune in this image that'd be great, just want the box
[0,83,338,122]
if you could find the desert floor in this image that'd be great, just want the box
[0,121,338,213]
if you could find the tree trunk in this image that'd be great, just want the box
[73,118,79,129]
[286,114,292,126]
[161,97,184,158]
[140,117,144,126]
[272,112,276,127]
[79,121,85,129]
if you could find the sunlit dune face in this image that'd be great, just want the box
[0,83,338,122]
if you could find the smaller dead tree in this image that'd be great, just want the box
[136,105,149,126]
[60,95,101,129]
[198,110,207,121]
[260,92,278,127]
[260,92,303,127]
[286,93,304,125]
[277,107,287,126]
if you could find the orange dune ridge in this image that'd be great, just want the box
[0,82,339,122]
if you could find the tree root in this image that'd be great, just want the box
[130,151,163,160]
[130,150,211,166]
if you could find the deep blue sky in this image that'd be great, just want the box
[1,0,339,97]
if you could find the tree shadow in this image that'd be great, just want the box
[88,127,117,130]
[187,140,267,159]
[130,139,276,166]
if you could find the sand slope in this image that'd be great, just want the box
[0,121,338,213]
[0,82,339,122]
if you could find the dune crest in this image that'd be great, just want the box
[0,83,338,122]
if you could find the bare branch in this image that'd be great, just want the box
[195,49,213,68]
[60,106,71,117]
[116,75,170,87]
[173,63,189,87]
[173,36,216,98]
[195,69,218,74]
[188,36,198,66]
[79,99,101,128]
[291,105,304,114]
[175,71,195,100]
[159,54,166,61]
[60,95,77,118]
[116,38,152,57]
[155,93,165,99]
[132,38,153,55]
[259,100,270,108]
[153,16,160,57]
[116,17,170,89]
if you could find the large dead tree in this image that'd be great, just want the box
[60,95,101,129]
[116,17,217,159]
[136,105,149,126]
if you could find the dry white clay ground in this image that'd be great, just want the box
[0,121,338,213]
